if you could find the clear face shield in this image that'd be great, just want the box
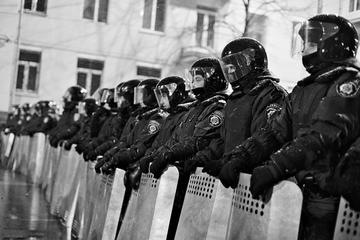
[100,89,112,104]
[62,91,71,103]
[221,48,256,83]
[77,101,86,116]
[134,85,147,107]
[115,86,130,109]
[295,20,339,57]
[154,83,177,110]
[186,67,217,93]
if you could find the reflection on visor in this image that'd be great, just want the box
[78,102,86,115]
[298,20,339,56]
[154,83,177,110]
[134,86,146,107]
[100,90,112,103]
[221,48,255,82]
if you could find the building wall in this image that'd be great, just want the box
[0,0,317,112]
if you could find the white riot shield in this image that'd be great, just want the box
[0,132,9,165]
[101,169,127,240]
[12,136,25,172]
[50,147,71,215]
[6,134,17,170]
[4,133,15,159]
[19,136,31,175]
[88,173,108,240]
[45,146,62,203]
[226,173,303,240]
[59,147,81,227]
[117,166,179,240]
[39,138,52,190]
[333,197,360,240]
[82,161,98,240]
[30,133,47,185]
[71,158,88,239]
[175,167,233,240]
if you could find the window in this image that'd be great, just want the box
[23,0,47,13]
[83,0,109,23]
[77,58,104,95]
[349,0,360,12]
[142,0,166,32]
[137,66,161,78]
[196,6,216,48]
[16,50,41,93]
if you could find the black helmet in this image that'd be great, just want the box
[134,79,159,108]
[115,79,141,109]
[100,88,117,109]
[91,88,108,106]
[188,57,228,100]
[11,104,20,116]
[21,103,31,114]
[63,85,87,103]
[155,76,187,110]
[298,14,359,73]
[78,98,97,116]
[221,38,268,88]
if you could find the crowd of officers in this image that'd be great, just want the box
[2,14,360,240]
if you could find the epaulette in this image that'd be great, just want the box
[139,108,158,119]
[201,95,227,107]
[249,78,278,96]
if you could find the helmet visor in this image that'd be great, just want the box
[298,20,339,56]
[187,67,217,90]
[221,48,255,83]
[100,89,112,103]
[154,83,177,109]
[78,102,86,115]
[134,86,146,107]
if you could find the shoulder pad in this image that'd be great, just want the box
[201,95,227,107]
[146,120,161,134]
[140,108,158,119]
[198,98,226,122]
[336,74,360,98]
[249,79,274,96]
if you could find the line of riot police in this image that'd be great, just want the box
[2,14,360,240]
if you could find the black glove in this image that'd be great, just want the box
[202,157,228,177]
[127,163,142,190]
[101,157,117,175]
[250,161,282,199]
[328,151,360,211]
[95,156,107,173]
[184,156,204,174]
[149,151,172,179]
[218,155,243,189]
[64,141,72,151]
[101,149,133,174]
[139,155,154,173]
[87,150,98,161]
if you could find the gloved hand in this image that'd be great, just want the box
[327,150,360,211]
[139,155,154,173]
[75,143,83,154]
[149,151,172,179]
[64,141,72,151]
[218,155,244,188]
[202,156,228,177]
[101,149,133,174]
[250,161,282,199]
[127,163,142,190]
[49,135,59,147]
[95,156,106,173]
[184,156,204,174]
[101,157,117,175]
[87,150,98,161]
[58,139,65,147]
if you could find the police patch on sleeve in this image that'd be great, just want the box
[209,111,224,127]
[73,113,80,122]
[337,80,360,98]
[266,103,281,119]
[43,117,49,124]
[26,116,31,121]
[147,120,160,134]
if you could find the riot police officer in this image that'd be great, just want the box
[96,78,165,173]
[148,57,229,178]
[48,86,87,147]
[138,76,195,173]
[219,15,360,240]
[37,101,58,134]
[199,38,287,178]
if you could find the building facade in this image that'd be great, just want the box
[0,0,316,120]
